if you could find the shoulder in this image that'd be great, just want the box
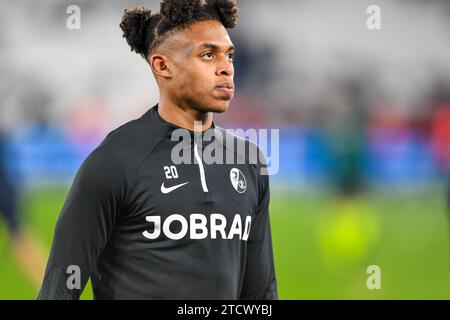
[79,109,167,182]
[101,110,165,156]
[214,126,270,198]
[215,126,268,170]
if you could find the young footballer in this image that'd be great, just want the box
[38,0,277,300]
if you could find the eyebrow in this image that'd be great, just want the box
[197,43,235,52]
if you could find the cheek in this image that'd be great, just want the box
[175,61,216,97]
[188,69,214,93]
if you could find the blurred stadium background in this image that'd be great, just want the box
[1,0,450,299]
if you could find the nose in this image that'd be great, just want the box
[216,58,234,77]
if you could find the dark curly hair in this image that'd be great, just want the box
[120,0,239,59]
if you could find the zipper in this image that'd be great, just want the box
[194,143,209,193]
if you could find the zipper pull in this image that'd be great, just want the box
[194,143,209,193]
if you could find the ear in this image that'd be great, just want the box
[149,53,172,78]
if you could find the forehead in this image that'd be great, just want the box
[187,20,232,44]
[166,20,233,53]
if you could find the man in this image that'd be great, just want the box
[0,130,46,289]
[0,132,18,235]
[38,0,277,300]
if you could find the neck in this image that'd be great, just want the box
[157,96,213,132]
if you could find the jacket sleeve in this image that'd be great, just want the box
[239,165,278,300]
[37,147,124,300]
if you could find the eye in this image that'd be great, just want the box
[228,52,235,62]
[202,52,214,60]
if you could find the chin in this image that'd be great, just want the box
[212,103,230,113]
[209,106,228,113]
[197,99,230,113]
[192,95,232,113]
[209,103,230,113]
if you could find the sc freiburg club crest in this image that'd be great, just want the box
[230,168,247,193]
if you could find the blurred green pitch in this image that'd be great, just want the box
[1,185,449,300]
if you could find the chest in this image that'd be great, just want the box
[123,145,260,241]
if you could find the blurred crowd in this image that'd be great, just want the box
[0,0,449,188]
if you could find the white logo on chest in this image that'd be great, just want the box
[143,213,252,241]
[161,181,189,194]
[230,168,247,193]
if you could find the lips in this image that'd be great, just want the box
[215,82,235,96]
